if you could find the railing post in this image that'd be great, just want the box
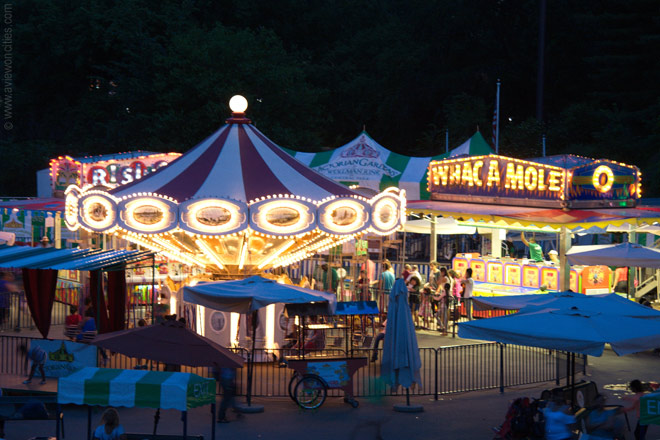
[499,343,504,393]
[555,350,560,385]
[582,354,587,375]
[434,348,439,400]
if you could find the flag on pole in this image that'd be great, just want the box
[492,107,498,148]
[493,79,501,154]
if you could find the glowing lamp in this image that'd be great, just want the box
[229,95,248,113]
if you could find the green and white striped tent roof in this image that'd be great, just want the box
[448,131,493,158]
[58,367,215,411]
[285,131,492,200]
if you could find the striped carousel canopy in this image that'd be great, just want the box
[65,96,405,275]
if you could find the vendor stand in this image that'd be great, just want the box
[410,153,660,295]
[283,300,378,409]
[57,367,216,440]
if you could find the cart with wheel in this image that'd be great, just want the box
[286,356,368,409]
[283,301,378,409]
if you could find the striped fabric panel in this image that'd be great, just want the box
[84,368,124,406]
[135,371,175,409]
[161,373,189,410]
[58,367,99,405]
[108,369,149,408]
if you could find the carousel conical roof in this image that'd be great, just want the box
[66,97,405,275]
[111,122,359,203]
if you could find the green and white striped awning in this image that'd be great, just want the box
[285,131,492,200]
[58,367,215,411]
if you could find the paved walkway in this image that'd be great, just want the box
[3,324,659,439]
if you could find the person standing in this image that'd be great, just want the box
[401,264,411,282]
[378,261,395,312]
[356,269,370,302]
[461,268,474,321]
[612,266,629,294]
[521,232,544,262]
[406,275,422,328]
[23,344,47,385]
[370,314,387,362]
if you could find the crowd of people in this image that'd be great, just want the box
[401,261,474,334]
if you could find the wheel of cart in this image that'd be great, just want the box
[293,374,328,409]
[288,370,301,402]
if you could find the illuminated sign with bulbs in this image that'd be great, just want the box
[428,155,640,209]
[50,153,181,197]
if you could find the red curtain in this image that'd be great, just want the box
[89,270,110,333]
[106,270,127,332]
[21,268,58,339]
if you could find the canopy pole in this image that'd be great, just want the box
[151,255,156,324]
[182,410,187,440]
[430,215,437,263]
[559,226,571,291]
[247,311,258,406]
[87,406,92,440]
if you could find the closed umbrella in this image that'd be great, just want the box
[381,278,422,412]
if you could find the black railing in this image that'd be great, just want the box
[0,292,69,332]
[0,334,586,399]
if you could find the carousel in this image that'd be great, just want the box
[63,96,406,277]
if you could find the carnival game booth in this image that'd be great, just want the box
[409,153,660,297]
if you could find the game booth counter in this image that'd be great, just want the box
[408,153,660,303]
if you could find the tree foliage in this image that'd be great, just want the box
[4,0,660,196]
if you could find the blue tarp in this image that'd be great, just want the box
[472,290,660,318]
[0,245,154,270]
[334,301,379,316]
[459,305,660,356]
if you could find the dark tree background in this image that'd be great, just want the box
[3,0,660,197]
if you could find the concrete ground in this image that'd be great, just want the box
[2,324,659,440]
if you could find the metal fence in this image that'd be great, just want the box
[0,334,585,399]
[0,291,69,332]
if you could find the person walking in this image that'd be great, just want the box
[22,344,47,385]
[215,367,239,423]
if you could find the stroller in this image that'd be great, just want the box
[493,397,545,439]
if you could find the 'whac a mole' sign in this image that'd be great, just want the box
[427,154,640,209]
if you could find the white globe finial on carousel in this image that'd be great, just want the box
[229,95,248,113]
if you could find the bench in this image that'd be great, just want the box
[125,434,203,440]
[0,395,63,439]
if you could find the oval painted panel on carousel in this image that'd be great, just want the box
[133,205,164,225]
[179,198,248,235]
[369,189,405,235]
[249,198,317,236]
[318,197,370,235]
[117,196,178,234]
[78,193,117,232]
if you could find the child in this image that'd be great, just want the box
[93,408,126,440]
[22,344,47,385]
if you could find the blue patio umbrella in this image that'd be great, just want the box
[381,278,422,410]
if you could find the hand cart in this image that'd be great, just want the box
[283,301,378,409]
[286,356,368,409]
